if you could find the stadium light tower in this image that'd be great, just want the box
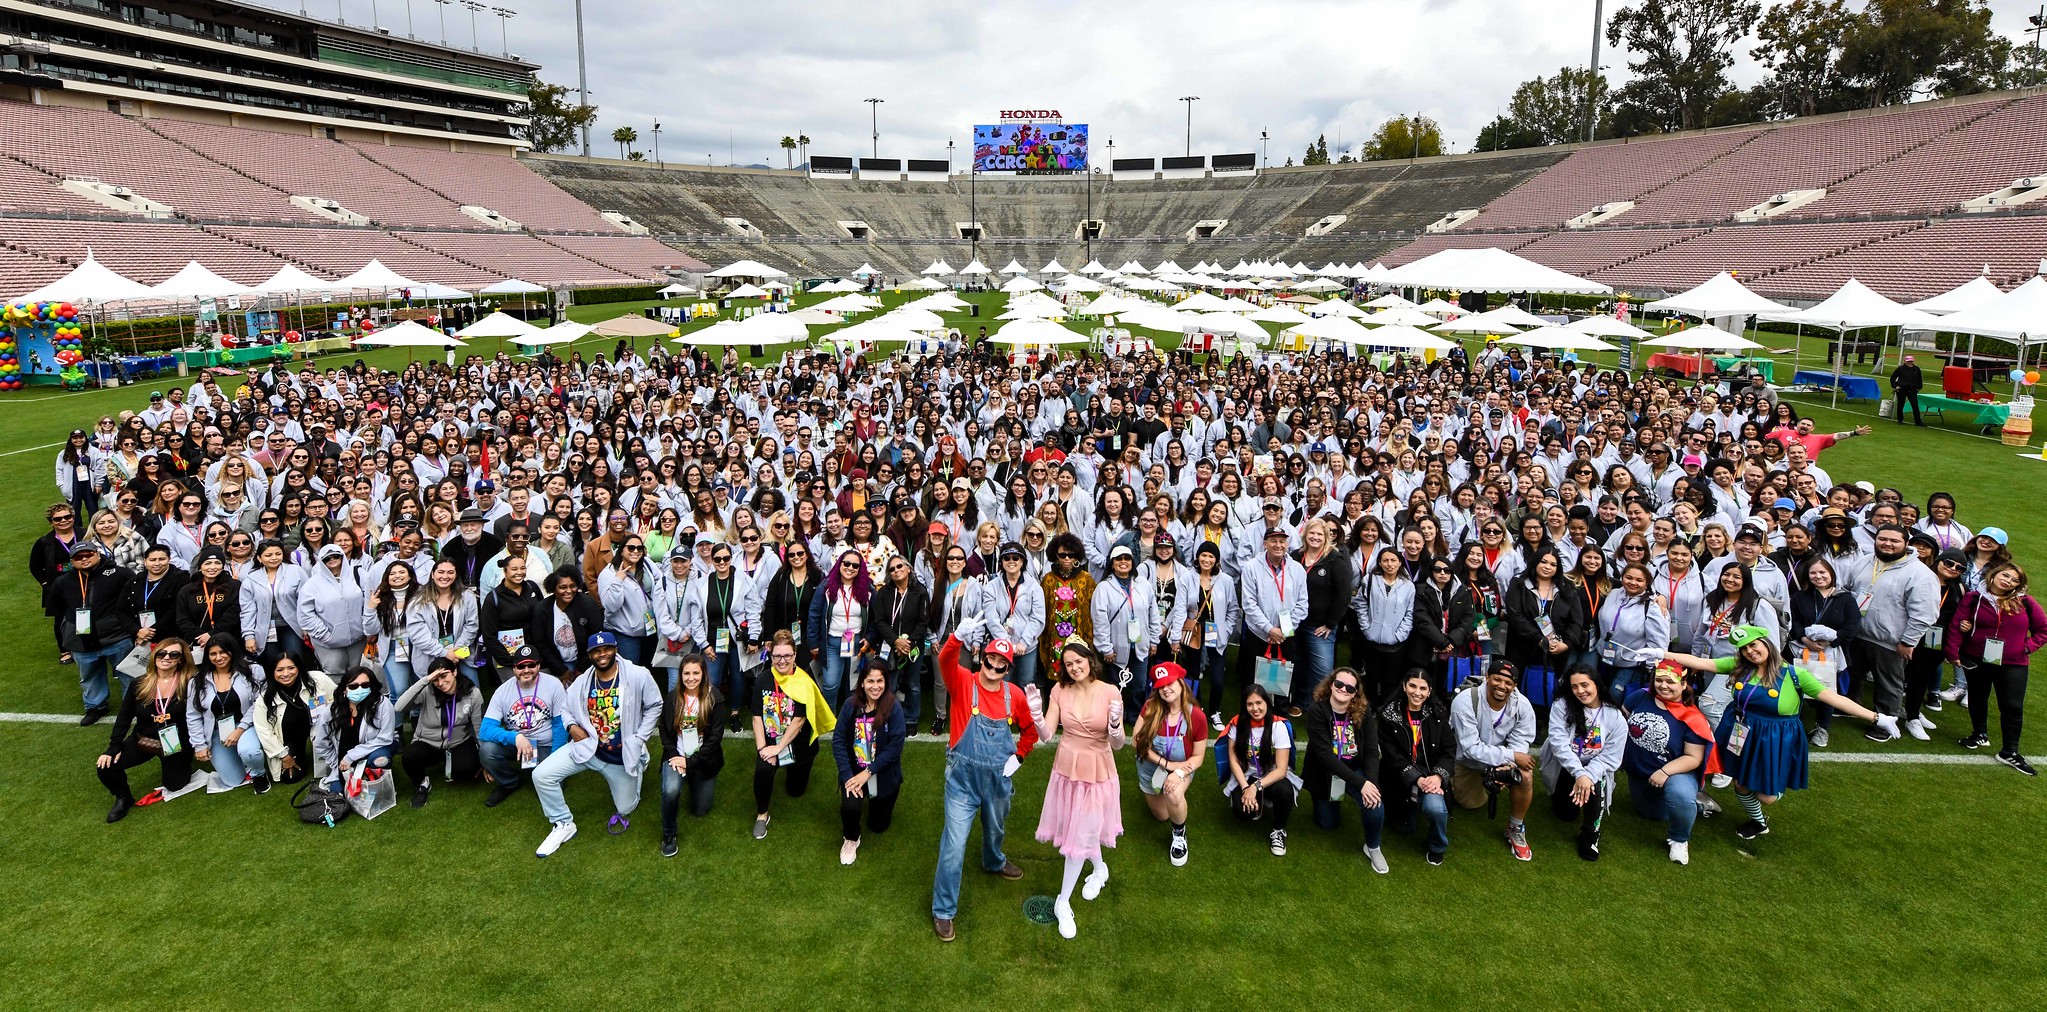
[491,7,514,55]
[572,0,590,156]
[1260,128,1268,171]
[652,121,661,167]
[865,98,884,159]
[432,0,449,43]
[461,0,484,49]
[1179,96,1199,156]
[946,138,953,176]
[1585,0,1603,142]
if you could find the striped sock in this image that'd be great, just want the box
[1735,789,1766,824]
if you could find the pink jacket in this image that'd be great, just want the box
[1945,592,2047,667]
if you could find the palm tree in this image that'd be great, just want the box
[797,134,811,166]
[611,125,639,160]
[780,135,797,169]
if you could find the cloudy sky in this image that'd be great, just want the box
[289,0,2047,164]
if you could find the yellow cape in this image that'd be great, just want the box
[773,666,837,742]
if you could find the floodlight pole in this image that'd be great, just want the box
[573,0,589,156]
[1585,0,1603,142]
[865,97,883,159]
[1179,96,1199,156]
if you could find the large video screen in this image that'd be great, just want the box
[973,123,1088,173]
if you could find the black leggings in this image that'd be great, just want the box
[1967,662,2028,753]
[98,741,195,802]
[1549,775,1605,840]
[401,739,480,787]
[840,788,900,841]
[753,739,819,815]
[1231,779,1297,830]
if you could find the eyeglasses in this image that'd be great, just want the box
[1331,682,1357,694]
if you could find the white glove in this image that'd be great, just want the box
[954,614,986,644]
[1024,683,1044,722]
[1803,624,1837,644]
[1874,713,1899,737]
[1001,754,1022,778]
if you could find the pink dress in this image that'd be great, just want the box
[1035,682,1124,859]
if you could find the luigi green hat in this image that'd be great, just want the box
[1729,625,1772,648]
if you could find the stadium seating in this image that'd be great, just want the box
[350,143,623,233]
[210,226,502,287]
[0,102,314,223]
[1759,216,2047,300]
[141,120,479,229]
[1463,128,1763,230]
[1587,221,1922,294]
[1812,95,2047,218]
[2,219,288,284]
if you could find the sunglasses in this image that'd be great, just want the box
[1331,682,1358,694]
[713,553,732,563]
[515,661,542,670]
[348,682,373,690]
[155,650,183,660]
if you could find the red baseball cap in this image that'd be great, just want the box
[984,638,1016,663]
[1150,661,1187,689]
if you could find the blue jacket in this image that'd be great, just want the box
[831,696,907,797]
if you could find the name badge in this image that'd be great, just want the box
[1126,613,1141,644]
[715,628,731,653]
[1983,637,2006,665]
[158,724,184,756]
[1203,620,1221,647]
[879,641,892,660]
[1922,628,1942,649]
[680,727,701,757]
[139,610,156,631]
[1278,616,1295,638]
[1725,719,1749,757]
[74,607,93,636]
[1537,615,1556,640]
[1330,775,1347,800]
[842,630,857,655]
[1599,641,1619,664]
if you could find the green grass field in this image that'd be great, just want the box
[1,290,2043,1010]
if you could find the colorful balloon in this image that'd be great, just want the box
[2029,371,2041,386]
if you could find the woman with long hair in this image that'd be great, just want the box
[810,549,873,709]
[833,658,908,865]
[405,559,479,684]
[1946,561,2047,775]
[1594,562,1671,704]
[1788,556,1863,749]
[1619,661,1716,865]
[1221,682,1299,858]
[1302,666,1388,873]
[1541,666,1629,861]
[364,558,419,703]
[1125,659,1208,868]
[251,653,332,786]
[187,638,266,793]
[94,637,201,821]
[656,653,726,856]
[1664,628,1894,842]
[394,658,483,808]
[1026,642,1124,939]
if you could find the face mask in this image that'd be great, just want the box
[346,687,373,703]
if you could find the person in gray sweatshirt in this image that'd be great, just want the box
[1852,525,1940,739]
[296,544,366,675]
[395,657,484,808]
[1595,563,1673,703]
[1449,659,1539,861]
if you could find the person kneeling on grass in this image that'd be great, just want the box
[657,653,726,857]
[478,646,568,808]
[1378,669,1454,865]
[833,658,907,865]
[1541,666,1628,862]
[396,657,483,809]
[1620,661,1716,866]
[1132,661,1209,868]
[252,654,331,788]
[1662,626,1895,843]
[1450,659,1538,862]
[187,639,265,794]
[1303,666,1389,874]
[96,638,204,822]
[532,632,663,858]
[313,666,397,793]
[1222,684,1299,858]
[751,631,837,841]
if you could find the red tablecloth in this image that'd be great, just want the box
[1648,352,1716,377]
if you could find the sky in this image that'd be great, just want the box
[283,0,2047,165]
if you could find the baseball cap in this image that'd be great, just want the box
[586,631,618,650]
[999,541,1027,560]
[1772,497,1797,511]
[510,645,540,666]
[1150,661,1187,689]
[1108,544,1134,561]
[475,479,496,492]
[1978,526,2009,546]
[983,638,1016,663]
[1729,625,1772,648]
[1852,481,1876,495]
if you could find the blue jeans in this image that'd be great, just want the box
[478,738,554,790]
[1310,785,1386,848]
[660,761,718,831]
[1628,770,1699,843]
[610,632,652,666]
[1298,628,1337,698]
[707,645,746,715]
[820,635,855,710]
[1005,647,1039,689]
[1392,787,1451,855]
[1602,662,1651,705]
[208,726,267,786]
[533,749,643,825]
[324,743,396,790]
[382,656,416,708]
[75,637,133,712]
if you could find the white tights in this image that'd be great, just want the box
[1057,854,1106,903]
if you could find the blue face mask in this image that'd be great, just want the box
[346,687,373,704]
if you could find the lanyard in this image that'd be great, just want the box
[517,682,540,729]
[1268,560,1286,602]
[202,581,217,626]
[142,576,163,606]
[436,602,454,638]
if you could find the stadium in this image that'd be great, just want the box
[1,0,2044,1008]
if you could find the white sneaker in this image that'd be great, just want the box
[1923,695,1943,712]
[1269,829,1288,856]
[1937,685,1965,702]
[1054,896,1077,939]
[1915,713,1937,731]
[1081,863,1109,901]
[1168,832,1189,867]
[1710,773,1733,789]
[535,820,578,858]
[1808,727,1829,748]
[1365,845,1389,875]
[1904,718,1931,741]
[840,839,860,866]
[1668,840,1690,866]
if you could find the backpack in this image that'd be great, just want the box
[292,781,351,826]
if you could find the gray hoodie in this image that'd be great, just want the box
[1853,554,1940,649]
[1450,684,1538,770]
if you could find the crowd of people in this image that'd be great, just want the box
[32,333,2045,942]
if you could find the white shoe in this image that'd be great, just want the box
[840,839,859,865]
[1923,695,1943,712]
[1365,845,1389,875]
[1668,840,1690,866]
[1937,685,1965,702]
[535,820,578,858]
[1696,793,1723,818]
[1904,718,1931,741]
[1054,896,1077,939]
[1710,774,1732,789]
[1914,713,1937,731]
[1168,832,1188,867]
[1269,829,1288,856]
[204,772,241,794]
[1081,863,1109,900]
[1808,727,1830,748]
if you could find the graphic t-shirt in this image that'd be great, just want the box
[754,672,807,744]
[587,678,622,764]
[1623,688,1706,778]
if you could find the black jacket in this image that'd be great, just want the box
[1297,549,1355,633]
[1375,696,1456,793]
[532,592,605,677]
[657,686,728,780]
[174,575,242,649]
[124,568,187,642]
[862,580,931,670]
[478,579,549,667]
[31,529,81,615]
[1303,698,1380,802]
[831,696,907,796]
[50,557,136,653]
[1408,578,1464,664]
[758,567,819,647]
[1503,576,1587,667]
[1890,363,1923,393]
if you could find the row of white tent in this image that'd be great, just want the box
[12,251,565,306]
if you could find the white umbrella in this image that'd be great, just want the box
[907,293,969,312]
[1190,312,1267,339]
[999,259,1030,275]
[1365,306,1443,327]
[1567,316,1655,340]
[354,320,461,348]
[1363,293,1416,309]
[1175,292,1231,313]
[810,294,881,313]
[881,307,950,331]
[996,302,1068,321]
[810,279,864,294]
[657,282,697,297]
[726,283,770,298]
[708,259,788,278]
[958,259,992,276]
[479,278,547,295]
[1414,298,1464,318]
[922,260,956,276]
[1380,247,1610,295]
[1115,260,1149,275]
[1248,304,1314,325]
[826,319,926,346]
[1292,279,1345,293]
[457,311,544,340]
[1053,274,1105,293]
[1503,326,1618,353]
[510,321,593,346]
[1040,259,1070,275]
[784,309,847,325]
[1434,315,1522,336]
[991,318,1086,346]
[1000,275,1044,293]
[1120,305,1197,332]
[900,277,950,290]
[1155,260,1184,274]
[1082,294,1145,316]
[1359,324,1459,351]
[677,314,811,346]
[1312,298,1369,318]
[1285,314,1374,344]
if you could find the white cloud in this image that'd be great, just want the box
[279,0,2047,161]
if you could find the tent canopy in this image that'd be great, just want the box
[999,259,1029,275]
[1379,247,1611,295]
[1776,278,1941,332]
[479,278,546,295]
[1642,272,1788,318]
[656,282,697,296]
[252,263,341,294]
[1909,277,2004,315]
[708,259,787,278]
[991,318,1086,346]
[1505,326,1618,352]
[850,262,880,277]
[1932,276,2047,341]
[957,259,992,275]
[1567,315,1654,340]
[147,261,251,300]
[20,251,157,303]
[331,259,417,291]
[591,315,678,338]
[1640,324,1765,351]
[355,320,461,347]
[725,283,769,298]
[455,311,543,340]
[510,321,593,346]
